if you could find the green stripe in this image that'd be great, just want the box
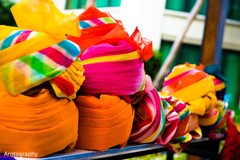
[19,55,61,78]
[103,17,115,23]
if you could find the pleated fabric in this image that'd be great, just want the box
[158,95,192,152]
[74,94,135,151]
[0,82,79,158]
[79,40,145,96]
[129,75,165,143]
[50,59,85,99]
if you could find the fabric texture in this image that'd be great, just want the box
[130,75,165,143]
[79,40,145,96]
[50,59,85,99]
[0,82,79,158]
[74,94,134,151]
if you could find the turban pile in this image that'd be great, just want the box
[74,94,134,151]
[0,82,79,158]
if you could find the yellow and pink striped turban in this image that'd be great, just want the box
[161,63,218,125]
[79,40,145,96]
[74,94,134,151]
[0,0,82,96]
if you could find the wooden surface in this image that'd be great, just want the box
[200,0,228,66]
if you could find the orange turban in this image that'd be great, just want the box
[74,94,134,151]
[0,82,79,158]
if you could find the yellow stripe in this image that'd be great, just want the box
[141,124,162,143]
[81,51,140,65]
[172,76,214,103]
[0,33,63,65]
[0,25,21,41]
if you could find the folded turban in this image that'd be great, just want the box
[74,94,134,151]
[129,75,165,143]
[0,0,81,96]
[79,40,145,96]
[0,82,79,158]
[161,63,218,125]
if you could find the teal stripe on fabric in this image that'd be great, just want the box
[79,21,91,29]
[1,30,22,50]
[159,101,166,135]
[171,135,186,143]
[57,40,80,57]
[179,107,190,121]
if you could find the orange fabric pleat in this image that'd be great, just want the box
[74,94,135,151]
[0,83,79,158]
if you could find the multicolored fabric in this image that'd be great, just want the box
[79,40,145,96]
[68,6,153,61]
[0,0,81,96]
[67,6,120,54]
[130,75,165,143]
[79,17,117,29]
[158,95,192,152]
[50,59,85,99]
[0,82,79,158]
[74,94,134,151]
[0,26,81,95]
[155,97,180,145]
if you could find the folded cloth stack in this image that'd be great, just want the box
[0,82,79,158]
[74,94,135,151]
[161,63,218,140]
[129,75,166,143]
[0,0,83,158]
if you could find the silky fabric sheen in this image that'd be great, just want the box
[79,40,145,96]
[0,82,79,158]
[74,94,134,151]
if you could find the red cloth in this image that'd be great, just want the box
[218,114,240,160]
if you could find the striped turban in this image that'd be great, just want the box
[79,40,145,96]
[0,0,82,96]
[129,75,165,143]
[161,63,218,126]
[74,94,134,151]
[0,82,79,158]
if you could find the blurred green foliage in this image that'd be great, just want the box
[144,50,162,80]
[0,0,16,26]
